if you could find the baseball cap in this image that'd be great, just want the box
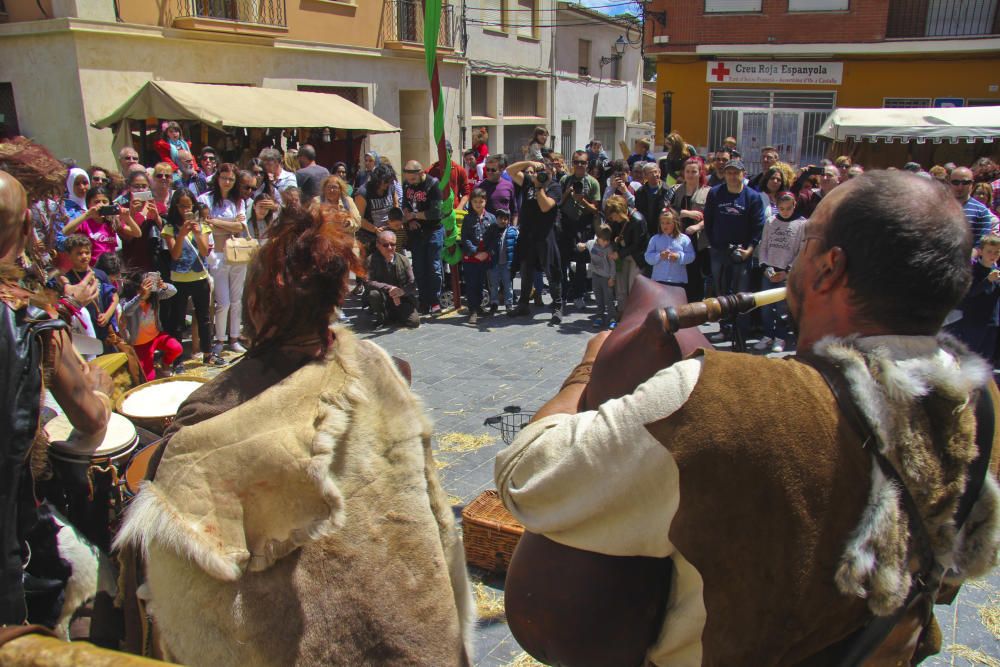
[723,158,746,172]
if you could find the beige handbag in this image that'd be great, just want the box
[224,235,259,264]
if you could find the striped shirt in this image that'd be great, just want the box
[962,196,999,247]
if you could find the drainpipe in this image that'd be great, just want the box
[460,0,468,149]
[549,0,556,153]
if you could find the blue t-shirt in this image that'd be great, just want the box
[704,183,766,249]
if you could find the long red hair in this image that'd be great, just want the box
[244,206,365,354]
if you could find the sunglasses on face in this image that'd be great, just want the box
[485,168,499,173]
[403,169,422,174]
[378,242,396,248]
[951,179,973,186]
[202,156,217,162]
[155,173,172,179]
[572,160,588,166]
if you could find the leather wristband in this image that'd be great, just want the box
[560,361,594,391]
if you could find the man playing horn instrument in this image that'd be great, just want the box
[495,171,1000,665]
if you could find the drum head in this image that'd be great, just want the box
[119,380,205,420]
[48,412,138,460]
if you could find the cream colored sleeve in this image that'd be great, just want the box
[494,357,703,558]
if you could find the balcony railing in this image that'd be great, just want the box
[174,0,287,28]
[382,0,455,49]
[886,0,999,38]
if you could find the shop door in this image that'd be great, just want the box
[770,112,801,168]
[737,111,768,173]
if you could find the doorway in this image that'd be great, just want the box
[560,120,575,156]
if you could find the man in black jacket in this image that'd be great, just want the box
[365,230,419,329]
[634,163,671,238]
[402,161,444,314]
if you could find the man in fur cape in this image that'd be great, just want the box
[496,171,1000,665]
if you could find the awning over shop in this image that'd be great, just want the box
[92,80,400,134]
[817,107,1000,144]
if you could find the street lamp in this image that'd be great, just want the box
[600,35,628,67]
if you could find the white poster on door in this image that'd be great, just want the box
[707,61,843,85]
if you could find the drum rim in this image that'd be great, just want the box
[49,434,140,462]
[116,375,209,419]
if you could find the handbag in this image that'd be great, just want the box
[224,235,259,264]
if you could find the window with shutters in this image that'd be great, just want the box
[788,0,849,10]
[480,0,506,31]
[705,0,762,12]
[515,0,538,38]
[504,78,540,117]
[578,39,591,77]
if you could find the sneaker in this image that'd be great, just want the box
[550,308,564,324]
[489,303,498,316]
[212,340,225,356]
[708,331,728,343]
[171,360,186,375]
[430,304,442,316]
[594,317,605,328]
[753,336,773,351]
[508,304,531,317]
[574,297,585,310]
[227,340,247,354]
[771,338,786,353]
[469,311,478,325]
[203,353,227,367]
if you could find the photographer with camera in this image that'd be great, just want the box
[559,150,601,310]
[704,158,766,345]
[122,166,168,273]
[507,159,564,322]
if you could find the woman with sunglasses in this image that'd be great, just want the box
[121,168,167,273]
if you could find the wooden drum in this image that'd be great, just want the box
[116,376,207,435]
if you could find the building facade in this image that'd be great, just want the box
[552,2,646,160]
[0,0,465,169]
[645,0,1000,173]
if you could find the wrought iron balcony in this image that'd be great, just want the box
[174,0,287,28]
[382,0,456,49]
[886,0,999,38]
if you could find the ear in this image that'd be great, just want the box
[813,246,848,294]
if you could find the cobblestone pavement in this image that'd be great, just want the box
[194,286,1000,666]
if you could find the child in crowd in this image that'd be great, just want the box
[485,209,518,313]
[586,224,616,328]
[755,192,805,354]
[63,234,117,346]
[949,234,1000,359]
[61,186,141,266]
[94,251,123,336]
[644,209,695,289]
[461,188,495,325]
[122,271,182,380]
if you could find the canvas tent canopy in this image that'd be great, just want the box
[817,106,1000,144]
[93,80,400,134]
[93,80,399,157]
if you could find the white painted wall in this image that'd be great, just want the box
[551,6,643,159]
[0,20,463,170]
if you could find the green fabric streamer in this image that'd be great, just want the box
[423,0,461,265]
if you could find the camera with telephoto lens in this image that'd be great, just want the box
[728,243,747,263]
[572,180,584,195]
[534,170,549,185]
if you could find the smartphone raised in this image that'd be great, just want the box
[98,204,119,217]
[133,190,154,202]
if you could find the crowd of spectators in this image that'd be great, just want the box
[12,122,1000,377]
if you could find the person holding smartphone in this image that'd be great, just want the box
[162,189,222,366]
[61,185,141,265]
[121,169,165,273]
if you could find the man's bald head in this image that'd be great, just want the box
[812,171,970,333]
[0,170,29,258]
[403,160,424,184]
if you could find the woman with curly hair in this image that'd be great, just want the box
[117,205,474,667]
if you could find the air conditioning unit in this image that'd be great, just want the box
[652,35,670,44]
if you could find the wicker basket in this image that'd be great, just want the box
[115,375,208,435]
[461,490,524,573]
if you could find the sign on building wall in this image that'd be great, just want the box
[706,61,843,85]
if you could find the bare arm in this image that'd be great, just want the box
[507,160,540,187]
[536,184,557,214]
[48,329,112,435]
[62,206,98,236]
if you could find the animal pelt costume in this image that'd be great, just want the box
[115,328,474,666]
[497,334,1000,665]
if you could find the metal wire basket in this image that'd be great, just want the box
[484,405,536,445]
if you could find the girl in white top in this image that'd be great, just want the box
[197,163,248,355]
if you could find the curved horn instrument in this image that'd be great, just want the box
[652,287,787,334]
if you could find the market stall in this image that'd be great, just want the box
[817,106,1000,168]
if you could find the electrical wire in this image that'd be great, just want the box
[465,1,637,10]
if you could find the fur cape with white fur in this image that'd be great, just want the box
[114,328,474,666]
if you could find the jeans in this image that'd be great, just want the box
[489,264,514,307]
[710,247,752,335]
[518,239,562,311]
[592,274,614,318]
[760,274,788,340]
[168,278,212,355]
[208,252,247,341]
[411,226,444,308]
[463,262,487,313]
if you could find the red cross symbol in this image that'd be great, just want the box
[711,62,731,81]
